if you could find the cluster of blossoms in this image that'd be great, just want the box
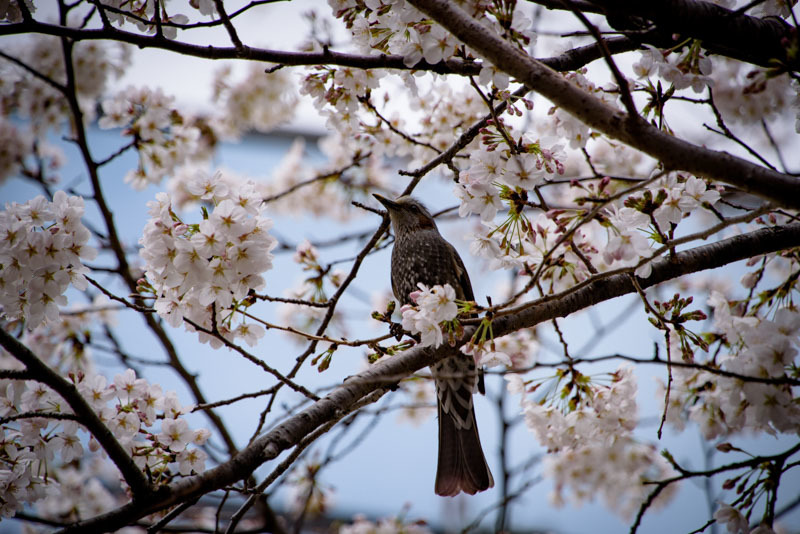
[139,170,277,347]
[101,64,299,193]
[301,63,510,178]
[313,1,536,173]
[34,459,121,522]
[465,170,721,295]
[509,367,677,517]
[633,43,714,94]
[0,299,109,517]
[92,369,210,475]
[331,0,533,75]
[0,36,130,133]
[604,174,721,277]
[488,326,539,369]
[0,33,128,187]
[400,283,459,348]
[264,136,390,220]
[1,302,209,519]
[402,84,488,166]
[589,140,657,178]
[0,367,209,518]
[356,82,489,170]
[398,282,518,368]
[468,208,599,294]
[662,294,800,439]
[710,58,794,125]
[0,192,96,329]
[10,295,116,375]
[339,514,433,534]
[167,133,389,224]
[329,0,457,65]
[98,0,198,39]
[544,69,619,149]
[455,137,566,224]
[300,64,385,135]
[212,63,298,137]
[99,86,202,189]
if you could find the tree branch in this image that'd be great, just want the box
[51,222,800,533]
[492,223,800,337]
[55,38,242,458]
[0,17,636,75]
[408,0,800,209]
[0,328,150,496]
[592,0,798,72]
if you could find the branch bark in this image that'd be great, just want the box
[52,28,242,460]
[591,0,798,72]
[408,0,800,210]
[0,328,150,496]
[493,222,800,336]
[51,222,800,533]
[0,17,635,74]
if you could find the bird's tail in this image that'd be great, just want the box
[435,401,494,496]
[433,354,494,497]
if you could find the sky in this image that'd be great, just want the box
[3,1,800,533]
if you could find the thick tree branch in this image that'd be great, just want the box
[51,222,800,533]
[0,328,150,496]
[591,0,798,72]
[408,0,800,209]
[493,223,800,336]
[531,0,797,72]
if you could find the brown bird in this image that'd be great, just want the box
[374,193,494,497]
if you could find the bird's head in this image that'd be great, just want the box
[373,194,437,235]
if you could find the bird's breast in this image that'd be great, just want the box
[391,230,464,304]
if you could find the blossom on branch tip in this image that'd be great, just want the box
[400,283,459,348]
[0,192,96,329]
[140,172,277,347]
[713,503,750,534]
[177,447,207,475]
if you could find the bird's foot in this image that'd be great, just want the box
[389,322,404,341]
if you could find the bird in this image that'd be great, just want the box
[373,193,494,497]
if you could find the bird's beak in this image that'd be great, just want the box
[373,193,399,211]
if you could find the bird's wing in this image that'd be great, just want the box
[447,241,475,303]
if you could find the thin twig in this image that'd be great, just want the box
[562,0,638,116]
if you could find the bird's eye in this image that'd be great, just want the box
[409,205,419,212]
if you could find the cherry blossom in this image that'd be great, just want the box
[0,192,96,329]
[212,63,298,137]
[99,86,202,189]
[514,366,677,517]
[400,283,460,348]
[139,170,278,346]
